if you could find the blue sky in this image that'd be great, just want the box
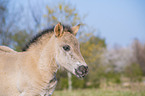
[11,0,145,47]
[68,0,145,47]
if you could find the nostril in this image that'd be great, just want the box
[78,65,85,71]
[78,65,88,74]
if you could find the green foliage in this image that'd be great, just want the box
[72,76,85,89]
[80,35,106,88]
[12,30,32,51]
[104,72,122,84]
[56,70,86,90]
[56,70,68,90]
[80,35,106,65]
[57,78,68,90]
[124,63,143,82]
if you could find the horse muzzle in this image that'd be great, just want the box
[75,65,88,78]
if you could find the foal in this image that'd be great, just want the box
[0,23,88,96]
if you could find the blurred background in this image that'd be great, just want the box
[0,0,145,96]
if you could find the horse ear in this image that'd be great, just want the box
[71,24,80,35]
[54,23,63,37]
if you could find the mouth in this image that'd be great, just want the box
[75,69,86,78]
[64,65,88,78]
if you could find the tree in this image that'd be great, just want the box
[0,0,24,48]
[43,2,84,26]
[132,39,145,75]
[80,34,106,88]
[124,63,143,82]
[102,47,134,73]
[0,0,12,46]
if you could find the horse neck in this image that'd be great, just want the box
[26,33,54,60]
[26,34,58,80]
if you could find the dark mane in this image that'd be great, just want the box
[22,25,73,51]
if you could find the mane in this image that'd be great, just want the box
[22,25,73,51]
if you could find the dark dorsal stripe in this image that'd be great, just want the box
[22,25,73,51]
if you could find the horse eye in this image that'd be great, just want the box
[63,45,70,51]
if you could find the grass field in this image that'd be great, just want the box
[53,87,145,96]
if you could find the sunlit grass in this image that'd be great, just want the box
[53,87,145,96]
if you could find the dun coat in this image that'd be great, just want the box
[0,23,88,96]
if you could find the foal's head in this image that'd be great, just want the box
[53,23,88,78]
